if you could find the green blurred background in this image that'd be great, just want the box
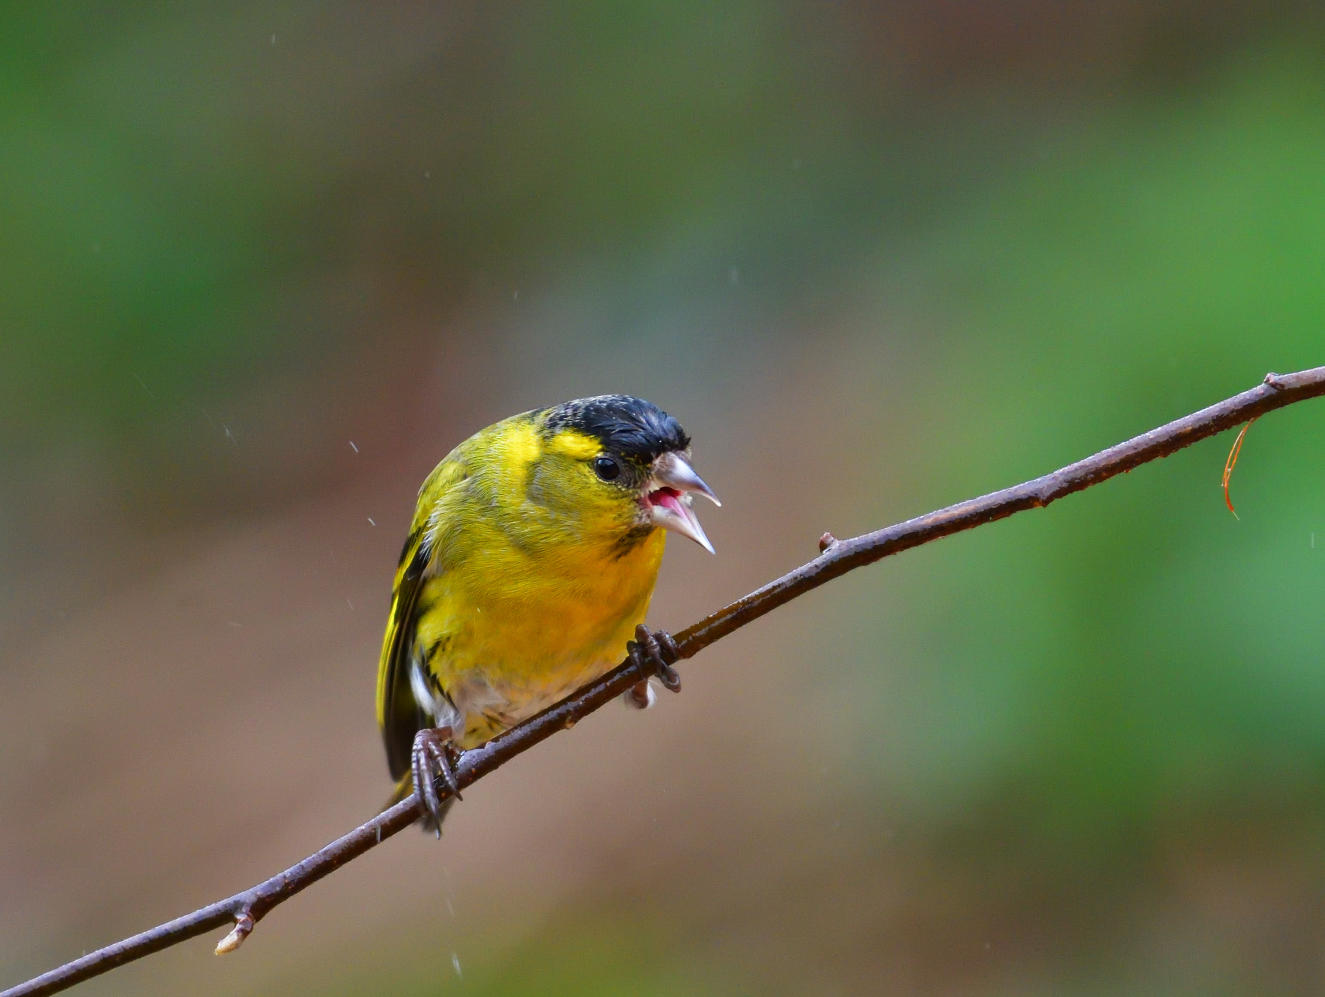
[3,3,1324,994]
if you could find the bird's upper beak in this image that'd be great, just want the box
[644,451,721,554]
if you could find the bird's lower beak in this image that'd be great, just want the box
[645,452,720,554]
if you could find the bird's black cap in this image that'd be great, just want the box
[544,394,690,464]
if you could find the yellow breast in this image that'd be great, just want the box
[417,528,665,745]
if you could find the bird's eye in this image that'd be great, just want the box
[593,455,621,481]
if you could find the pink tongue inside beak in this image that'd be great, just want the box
[645,475,716,554]
[649,487,684,516]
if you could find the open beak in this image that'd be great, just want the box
[645,451,721,554]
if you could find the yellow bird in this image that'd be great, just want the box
[376,394,719,828]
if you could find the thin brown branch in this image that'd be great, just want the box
[5,366,1324,997]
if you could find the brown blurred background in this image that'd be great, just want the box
[3,3,1325,994]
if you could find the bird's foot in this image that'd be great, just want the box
[625,624,681,709]
[411,725,462,836]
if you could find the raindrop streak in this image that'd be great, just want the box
[349,440,359,453]
[451,953,462,979]
[367,517,377,526]
[130,372,156,398]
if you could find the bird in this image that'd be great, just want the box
[375,394,719,830]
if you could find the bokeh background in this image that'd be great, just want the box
[3,3,1325,994]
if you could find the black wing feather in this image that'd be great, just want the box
[379,529,431,781]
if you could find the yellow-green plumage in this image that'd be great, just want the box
[376,396,716,809]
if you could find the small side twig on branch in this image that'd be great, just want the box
[5,367,1324,997]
